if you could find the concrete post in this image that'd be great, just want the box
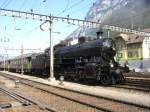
[21,45,24,75]
[49,18,55,81]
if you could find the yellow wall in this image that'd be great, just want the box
[114,37,127,61]
[127,43,142,60]
[114,37,143,61]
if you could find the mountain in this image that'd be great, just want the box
[66,0,150,41]
[86,0,150,29]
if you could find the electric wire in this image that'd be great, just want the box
[58,0,70,15]
[21,24,41,39]
[1,0,12,8]
[0,0,9,8]
[67,0,95,16]
[38,0,47,14]
[56,0,85,16]
[19,0,28,11]
[65,0,85,12]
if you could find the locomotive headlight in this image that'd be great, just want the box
[103,40,112,48]
[126,64,129,67]
[110,63,114,68]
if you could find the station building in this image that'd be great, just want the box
[115,29,150,61]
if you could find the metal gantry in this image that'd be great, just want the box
[0,8,150,36]
[0,8,150,79]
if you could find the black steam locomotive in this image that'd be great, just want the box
[0,35,126,85]
[44,36,126,85]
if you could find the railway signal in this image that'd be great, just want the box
[0,8,150,80]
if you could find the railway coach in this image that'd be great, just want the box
[0,53,46,74]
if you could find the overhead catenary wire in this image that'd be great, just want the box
[65,0,85,12]
[57,0,70,16]
[67,0,96,17]
[0,0,9,8]
[19,0,28,11]
[0,0,13,39]
[38,0,47,14]
[21,24,41,39]
[27,0,35,13]
[56,0,85,16]
[1,0,12,8]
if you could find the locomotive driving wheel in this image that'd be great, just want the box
[74,75,80,82]
[118,71,126,83]
[101,74,111,85]
[74,70,81,82]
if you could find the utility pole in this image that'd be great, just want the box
[49,17,55,80]
[3,55,5,71]
[40,18,58,80]
[21,45,24,75]
[0,36,9,72]
[0,54,8,72]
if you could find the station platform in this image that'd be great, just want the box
[0,71,150,108]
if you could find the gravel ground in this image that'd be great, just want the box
[1,105,49,112]
[0,73,150,112]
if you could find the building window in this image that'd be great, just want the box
[128,51,132,57]
[128,51,139,58]
[134,51,139,57]
[118,53,123,58]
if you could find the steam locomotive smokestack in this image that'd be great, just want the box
[96,30,103,39]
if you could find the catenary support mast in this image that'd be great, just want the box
[49,17,54,79]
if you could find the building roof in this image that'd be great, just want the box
[127,35,145,44]
[114,34,144,44]
[126,28,150,44]
[115,28,150,44]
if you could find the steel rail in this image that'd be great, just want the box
[0,86,31,106]
[0,86,56,112]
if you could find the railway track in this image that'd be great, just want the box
[124,72,150,78]
[0,86,53,112]
[66,74,150,93]
[105,72,150,93]
[109,76,150,93]
[0,72,150,112]
[126,78,150,87]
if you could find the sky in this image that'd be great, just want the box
[0,0,97,58]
